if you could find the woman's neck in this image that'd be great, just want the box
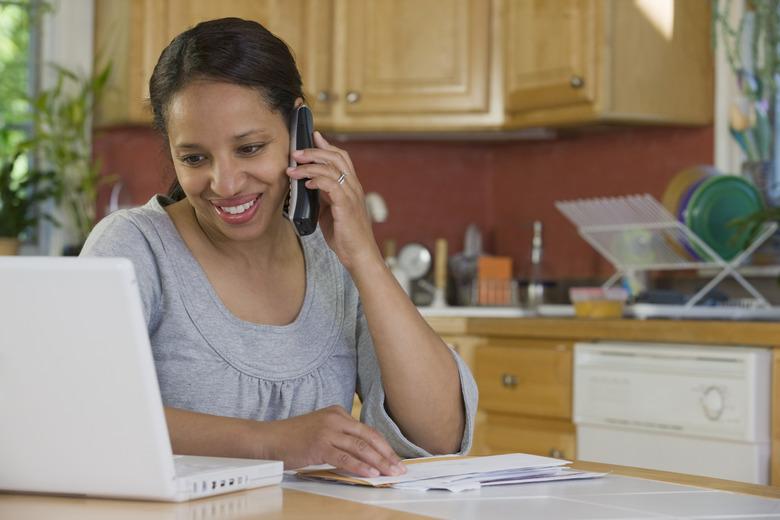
[168,199,301,272]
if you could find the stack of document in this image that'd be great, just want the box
[296,453,605,492]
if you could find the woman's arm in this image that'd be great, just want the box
[164,405,404,477]
[352,259,465,454]
[288,133,467,454]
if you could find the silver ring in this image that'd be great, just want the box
[337,172,348,185]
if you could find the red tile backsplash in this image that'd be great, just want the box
[94,124,713,279]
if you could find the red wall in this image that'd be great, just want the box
[94,124,713,279]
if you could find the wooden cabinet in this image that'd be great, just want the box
[484,414,576,460]
[474,338,575,458]
[95,0,495,130]
[503,0,713,127]
[504,0,598,115]
[328,0,496,131]
[95,0,712,131]
[94,0,335,125]
[477,340,572,419]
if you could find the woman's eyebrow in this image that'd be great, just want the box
[173,142,202,150]
[173,130,271,149]
[233,129,269,140]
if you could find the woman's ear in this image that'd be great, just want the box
[294,97,304,108]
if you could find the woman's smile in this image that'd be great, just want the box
[211,193,263,224]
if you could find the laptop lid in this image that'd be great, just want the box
[0,257,178,498]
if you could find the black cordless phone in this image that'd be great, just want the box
[284,105,319,236]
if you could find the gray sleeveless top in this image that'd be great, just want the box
[81,196,477,457]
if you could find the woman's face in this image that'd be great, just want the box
[166,80,291,243]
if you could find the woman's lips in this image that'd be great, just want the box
[211,194,262,224]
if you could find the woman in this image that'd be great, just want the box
[82,17,477,477]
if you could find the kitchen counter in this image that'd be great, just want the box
[423,315,780,347]
[4,461,780,519]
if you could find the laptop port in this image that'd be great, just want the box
[229,478,235,486]
[220,480,225,487]
[211,481,217,490]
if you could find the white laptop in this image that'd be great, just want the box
[0,256,283,501]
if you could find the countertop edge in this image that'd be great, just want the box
[425,317,780,347]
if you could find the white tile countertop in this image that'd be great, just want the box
[283,473,780,519]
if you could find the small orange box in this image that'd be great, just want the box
[477,256,513,280]
[477,256,513,305]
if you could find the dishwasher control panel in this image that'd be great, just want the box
[573,342,770,443]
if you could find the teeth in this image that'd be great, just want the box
[220,198,256,215]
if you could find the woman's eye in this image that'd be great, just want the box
[238,144,263,156]
[179,154,205,166]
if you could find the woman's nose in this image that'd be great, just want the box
[210,157,245,196]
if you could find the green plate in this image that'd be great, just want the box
[684,175,764,261]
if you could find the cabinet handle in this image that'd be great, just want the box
[346,91,361,104]
[570,75,585,89]
[549,449,564,459]
[501,373,518,388]
[316,90,331,102]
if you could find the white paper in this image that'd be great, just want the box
[333,453,570,486]
[392,469,607,492]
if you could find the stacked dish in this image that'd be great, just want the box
[661,166,764,261]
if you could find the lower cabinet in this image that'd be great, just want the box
[483,414,575,460]
[474,338,575,458]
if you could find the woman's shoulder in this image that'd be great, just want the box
[82,195,175,256]
[300,227,340,274]
[299,226,359,300]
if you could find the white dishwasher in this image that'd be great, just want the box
[573,341,771,484]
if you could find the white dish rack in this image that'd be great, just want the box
[555,194,779,319]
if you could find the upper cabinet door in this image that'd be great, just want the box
[504,0,599,113]
[95,0,333,125]
[255,1,335,123]
[154,0,334,111]
[339,0,491,116]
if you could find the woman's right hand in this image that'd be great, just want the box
[261,405,406,477]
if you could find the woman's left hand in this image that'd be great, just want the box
[287,131,382,271]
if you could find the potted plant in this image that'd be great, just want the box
[712,0,780,203]
[0,147,59,255]
[27,62,111,255]
[712,0,780,264]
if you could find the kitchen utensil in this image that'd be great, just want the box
[555,193,777,310]
[431,238,448,308]
[364,192,388,223]
[448,223,483,305]
[661,165,716,219]
[526,221,544,309]
[660,165,716,260]
[463,224,483,257]
[384,239,411,295]
[674,175,714,259]
[684,175,764,260]
[398,243,432,280]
